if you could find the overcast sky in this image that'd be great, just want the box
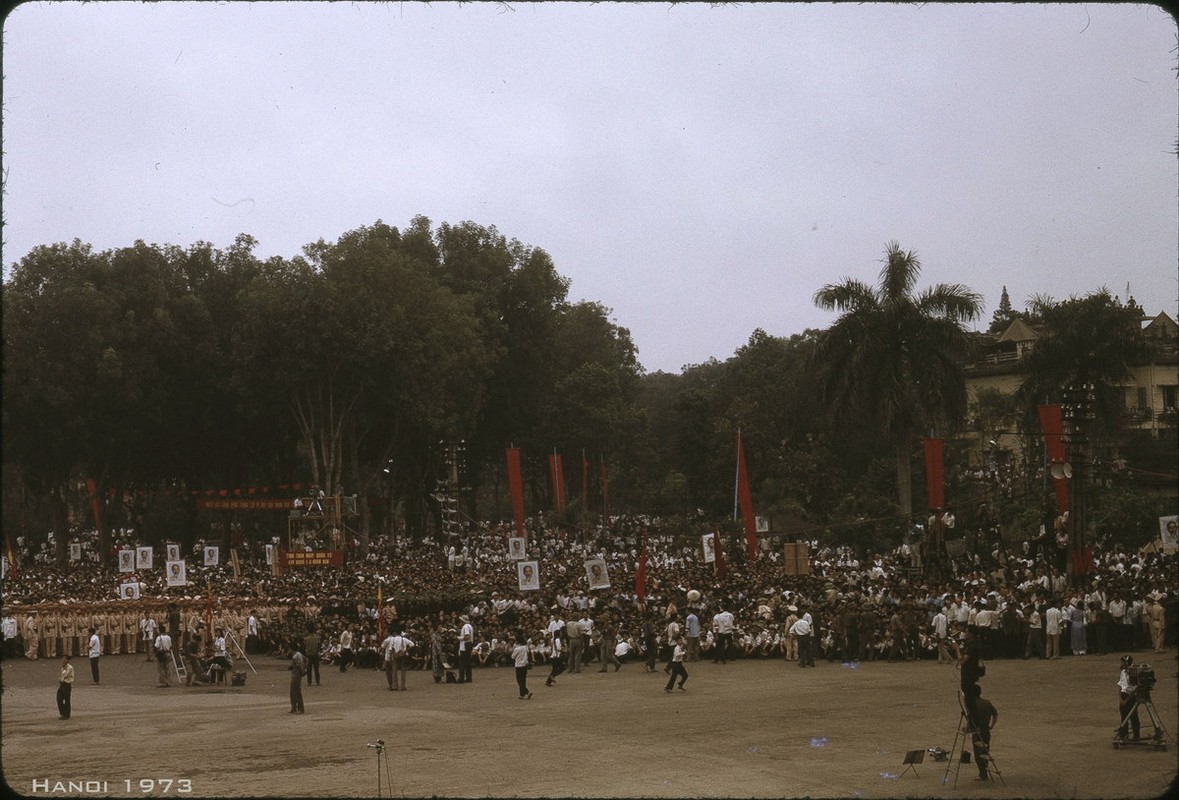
[4,2,1176,374]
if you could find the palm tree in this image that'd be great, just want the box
[812,242,983,519]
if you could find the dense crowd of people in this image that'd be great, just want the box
[3,511,1174,686]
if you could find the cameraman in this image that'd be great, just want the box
[1116,655,1140,741]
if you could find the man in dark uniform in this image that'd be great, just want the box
[965,684,998,780]
[303,627,321,686]
[288,638,306,714]
[957,625,985,729]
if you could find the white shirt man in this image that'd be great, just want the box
[1044,604,1063,659]
[712,609,735,635]
[932,608,950,662]
[2,614,18,657]
[153,631,173,686]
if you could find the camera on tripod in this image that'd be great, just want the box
[1129,664,1156,696]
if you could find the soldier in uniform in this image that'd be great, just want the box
[70,609,87,660]
[43,607,59,655]
[59,608,74,657]
[104,605,121,655]
[24,612,39,660]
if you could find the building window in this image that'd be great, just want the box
[1163,385,1178,412]
[1138,386,1149,410]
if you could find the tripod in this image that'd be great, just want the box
[225,630,257,674]
[366,740,395,797]
[1113,687,1170,750]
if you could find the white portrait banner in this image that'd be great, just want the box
[517,560,540,592]
[585,558,610,590]
[1160,515,1178,553]
[166,560,188,587]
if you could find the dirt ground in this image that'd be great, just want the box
[1,649,1176,799]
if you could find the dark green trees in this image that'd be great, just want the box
[812,242,983,519]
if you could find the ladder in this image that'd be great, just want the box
[171,647,187,682]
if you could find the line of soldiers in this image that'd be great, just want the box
[5,598,305,661]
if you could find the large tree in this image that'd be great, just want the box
[1016,290,1150,442]
[812,242,983,519]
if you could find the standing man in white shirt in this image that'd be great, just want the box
[789,610,814,668]
[382,628,414,691]
[338,626,354,672]
[1107,592,1128,652]
[246,610,259,655]
[1044,602,1062,660]
[86,627,101,684]
[153,629,173,687]
[932,605,951,664]
[711,603,735,664]
[1023,602,1045,659]
[457,616,474,683]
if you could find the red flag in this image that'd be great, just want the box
[922,437,945,510]
[713,527,727,580]
[736,431,758,560]
[548,451,566,512]
[1037,404,1069,515]
[506,447,526,539]
[635,530,648,605]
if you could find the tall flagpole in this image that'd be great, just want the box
[733,429,741,522]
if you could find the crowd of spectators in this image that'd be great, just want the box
[3,512,1175,678]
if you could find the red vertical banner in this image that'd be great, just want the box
[635,529,648,607]
[599,459,610,523]
[736,431,758,560]
[1037,404,1070,515]
[922,437,945,511]
[506,447,526,539]
[548,451,566,513]
[713,527,727,580]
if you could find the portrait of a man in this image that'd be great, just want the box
[166,543,181,562]
[701,534,716,564]
[166,560,187,587]
[118,549,135,573]
[508,537,526,561]
[585,559,610,589]
[517,560,540,592]
[204,546,219,567]
[1160,515,1178,553]
[136,546,153,570]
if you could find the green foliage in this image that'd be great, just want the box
[1017,290,1150,438]
[1088,485,1177,551]
[988,285,1021,334]
[812,242,983,517]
